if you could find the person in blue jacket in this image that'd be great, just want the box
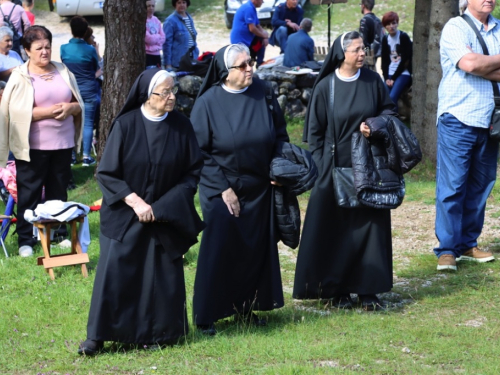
[162,0,198,70]
[284,18,314,67]
[60,16,99,167]
[269,0,304,54]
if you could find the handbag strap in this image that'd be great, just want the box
[461,14,500,97]
[329,74,338,168]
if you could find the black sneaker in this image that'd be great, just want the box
[82,156,96,167]
[78,339,104,356]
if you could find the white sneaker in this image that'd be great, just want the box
[19,245,33,257]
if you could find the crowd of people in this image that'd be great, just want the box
[0,0,497,359]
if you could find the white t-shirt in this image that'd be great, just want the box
[0,50,23,73]
[387,31,410,77]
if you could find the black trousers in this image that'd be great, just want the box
[146,54,162,68]
[15,148,72,247]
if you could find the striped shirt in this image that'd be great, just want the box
[183,16,195,48]
[437,9,500,128]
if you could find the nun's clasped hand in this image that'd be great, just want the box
[222,187,240,217]
[360,122,371,138]
[124,193,156,223]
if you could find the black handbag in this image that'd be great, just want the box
[462,14,500,141]
[329,76,360,208]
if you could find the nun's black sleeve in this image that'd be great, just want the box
[271,90,290,144]
[306,77,330,175]
[150,123,205,239]
[190,95,231,198]
[96,120,134,206]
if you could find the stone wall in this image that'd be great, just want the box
[175,67,411,120]
[174,67,317,118]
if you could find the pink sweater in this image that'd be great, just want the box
[29,70,75,150]
[145,15,165,55]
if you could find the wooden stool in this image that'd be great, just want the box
[34,215,89,280]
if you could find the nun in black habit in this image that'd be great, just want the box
[293,32,397,310]
[78,69,205,355]
[190,44,289,334]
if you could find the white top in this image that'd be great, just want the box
[387,31,410,77]
[141,104,169,122]
[0,50,23,73]
[221,83,249,94]
[335,68,361,82]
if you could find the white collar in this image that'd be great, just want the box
[221,83,249,94]
[335,68,360,82]
[141,104,169,122]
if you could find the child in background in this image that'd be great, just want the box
[22,0,35,25]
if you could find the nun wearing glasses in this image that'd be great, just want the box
[78,69,204,355]
[191,44,289,335]
[293,32,396,311]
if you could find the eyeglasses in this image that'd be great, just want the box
[345,47,369,54]
[229,59,255,72]
[151,86,178,98]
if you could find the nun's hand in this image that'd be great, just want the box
[222,187,240,217]
[360,122,371,138]
[124,193,156,223]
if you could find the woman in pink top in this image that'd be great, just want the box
[0,26,84,257]
[145,0,165,68]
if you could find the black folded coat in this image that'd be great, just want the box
[270,142,318,248]
[351,115,422,209]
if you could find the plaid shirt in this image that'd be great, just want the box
[437,9,500,128]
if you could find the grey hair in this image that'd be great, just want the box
[342,31,362,51]
[226,43,251,68]
[459,0,467,12]
[0,26,13,41]
[301,18,312,33]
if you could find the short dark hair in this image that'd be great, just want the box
[70,16,89,38]
[361,0,374,11]
[22,25,52,51]
[382,11,399,27]
[22,0,33,6]
[171,0,190,8]
[83,26,93,44]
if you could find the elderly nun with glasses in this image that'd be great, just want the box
[78,69,205,355]
[190,43,289,335]
[293,31,397,311]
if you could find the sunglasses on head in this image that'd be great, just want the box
[229,59,255,72]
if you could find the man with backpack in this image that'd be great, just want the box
[359,0,383,71]
[0,0,31,55]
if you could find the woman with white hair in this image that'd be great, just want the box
[78,68,205,355]
[0,26,23,80]
[191,44,289,335]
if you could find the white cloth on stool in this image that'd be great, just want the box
[24,200,91,253]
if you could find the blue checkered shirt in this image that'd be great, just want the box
[437,9,500,128]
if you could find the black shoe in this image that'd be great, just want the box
[197,324,217,336]
[358,294,384,311]
[78,339,104,356]
[331,294,353,309]
[246,312,267,327]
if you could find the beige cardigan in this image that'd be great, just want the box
[0,61,84,166]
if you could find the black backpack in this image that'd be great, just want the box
[367,13,384,58]
[0,5,21,45]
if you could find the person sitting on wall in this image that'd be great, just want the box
[269,0,304,55]
[284,18,314,67]
[230,0,269,67]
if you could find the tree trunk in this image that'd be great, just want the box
[411,0,459,164]
[98,0,146,159]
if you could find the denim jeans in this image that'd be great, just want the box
[271,26,288,54]
[434,113,498,258]
[387,74,411,110]
[82,96,97,157]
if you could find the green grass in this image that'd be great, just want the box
[3,145,500,374]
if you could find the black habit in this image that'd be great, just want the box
[86,69,204,344]
[293,34,397,299]
[191,52,289,325]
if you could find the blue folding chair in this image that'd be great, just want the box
[0,195,16,258]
